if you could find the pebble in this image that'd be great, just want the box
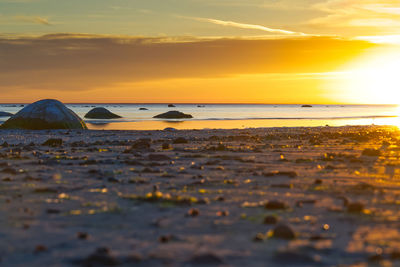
[173,137,188,144]
[80,247,120,266]
[162,143,172,150]
[187,253,224,265]
[187,208,200,217]
[77,232,89,240]
[265,200,287,210]
[264,215,279,224]
[314,179,322,184]
[347,202,364,213]
[272,224,296,240]
[42,138,63,147]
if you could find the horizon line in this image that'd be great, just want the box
[0,102,398,106]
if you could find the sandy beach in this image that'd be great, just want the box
[1,125,400,266]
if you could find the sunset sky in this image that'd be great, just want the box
[1,0,400,104]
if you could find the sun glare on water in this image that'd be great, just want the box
[339,48,400,104]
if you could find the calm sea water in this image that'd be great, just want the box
[0,104,399,130]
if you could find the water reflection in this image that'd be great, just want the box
[86,117,400,130]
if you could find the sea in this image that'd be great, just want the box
[0,104,399,130]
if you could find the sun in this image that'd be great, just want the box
[339,48,400,104]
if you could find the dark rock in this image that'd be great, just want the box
[46,208,61,214]
[139,108,148,110]
[187,208,199,217]
[42,138,63,147]
[162,143,172,150]
[77,232,89,240]
[314,179,323,184]
[254,233,267,241]
[79,247,120,266]
[84,107,122,119]
[125,139,151,151]
[0,99,87,130]
[163,127,177,131]
[368,254,384,262]
[272,224,296,239]
[216,210,229,216]
[0,111,13,117]
[187,253,224,265]
[271,183,293,189]
[173,137,188,144]
[390,251,400,260]
[158,234,175,243]
[264,215,279,224]
[301,105,313,108]
[168,104,176,107]
[263,171,298,178]
[362,148,381,157]
[153,111,193,119]
[34,245,47,253]
[265,200,288,210]
[273,250,318,264]
[347,202,364,213]
[2,167,17,174]
[148,154,171,161]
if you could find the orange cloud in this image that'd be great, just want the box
[0,34,381,103]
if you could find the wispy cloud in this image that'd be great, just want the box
[188,16,308,36]
[308,0,400,29]
[15,15,52,25]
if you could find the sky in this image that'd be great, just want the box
[1,0,400,104]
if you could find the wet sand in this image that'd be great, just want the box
[1,126,400,266]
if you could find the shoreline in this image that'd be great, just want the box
[2,125,400,266]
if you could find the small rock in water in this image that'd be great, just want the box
[272,224,296,240]
[163,127,177,131]
[84,107,122,119]
[168,104,176,107]
[154,111,193,119]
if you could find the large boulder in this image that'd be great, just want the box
[0,99,87,130]
[153,111,193,119]
[0,111,13,117]
[84,107,122,119]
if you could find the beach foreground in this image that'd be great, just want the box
[1,126,400,266]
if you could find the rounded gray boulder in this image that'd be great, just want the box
[0,99,87,130]
[153,111,193,119]
[84,107,122,119]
